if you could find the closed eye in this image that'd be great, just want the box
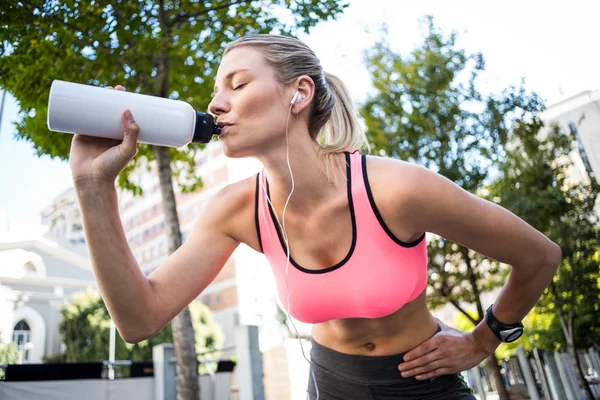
[233,83,247,91]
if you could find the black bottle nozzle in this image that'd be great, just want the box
[193,111,222,143]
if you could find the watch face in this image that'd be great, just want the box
[500,327,524,342]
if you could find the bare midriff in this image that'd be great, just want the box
[311,290,439,356]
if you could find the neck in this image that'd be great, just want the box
[255,127,347,215]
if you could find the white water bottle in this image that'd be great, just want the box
[47,80,221,147]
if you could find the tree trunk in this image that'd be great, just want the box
[554,288,594,399]
[486,353,510,400]
[566,344,593,400]
[154,145,200,400]
[565,317,594,399]
[153,2,200,397]
[459,248,509,399]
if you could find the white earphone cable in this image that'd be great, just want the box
[259,100,319,400]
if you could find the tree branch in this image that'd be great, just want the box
[461,246,485,319]
[158,0,167,29]
[171,0,251,28]
[110,1,135,50]
[449,298,479,326]
[440,279,479,326]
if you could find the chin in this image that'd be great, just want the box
[219,138,256,159]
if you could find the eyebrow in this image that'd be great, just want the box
[213,68,251,94]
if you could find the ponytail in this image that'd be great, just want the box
[315,72,369,155]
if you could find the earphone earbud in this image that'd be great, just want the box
[290,91,303,105]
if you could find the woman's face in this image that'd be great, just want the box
[208,46,293,158]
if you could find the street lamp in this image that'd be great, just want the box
[109,319,116,379]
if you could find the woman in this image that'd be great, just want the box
[70,34,561,399]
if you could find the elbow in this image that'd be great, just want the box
[120,331,149,345]
[119,328,155,345]
[545,241,562,274]
[116,320,159,344]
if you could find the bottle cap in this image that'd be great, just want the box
[193,112,221,143]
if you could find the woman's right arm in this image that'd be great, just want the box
[76,181,239,343]
[72,90,239,342]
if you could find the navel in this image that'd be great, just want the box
[365,342,376,351]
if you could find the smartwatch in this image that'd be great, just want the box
[485,304,524,343]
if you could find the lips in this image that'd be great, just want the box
[219,125,231,134]
[217,122,232,135]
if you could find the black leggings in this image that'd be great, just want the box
[307,336,475,400]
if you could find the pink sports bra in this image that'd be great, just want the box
[255,151,428,324]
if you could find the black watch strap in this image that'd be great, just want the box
[485,304,524,343]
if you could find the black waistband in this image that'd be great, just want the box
[309,324,442,384]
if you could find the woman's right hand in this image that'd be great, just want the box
[69,85,140,188]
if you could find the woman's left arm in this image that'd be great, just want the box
[394,162,561,379]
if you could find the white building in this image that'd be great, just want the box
[0,230,97,364]
[539,89,600,184]
[41,187,86,246]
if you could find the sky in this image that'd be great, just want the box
[1,0,599,230]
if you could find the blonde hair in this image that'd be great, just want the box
[224,34,370,179]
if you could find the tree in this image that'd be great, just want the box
[0,1,347,398]
[0,334,19,380]
[45,288,224,375]
[360,16,544,399]
[487,119,600,399]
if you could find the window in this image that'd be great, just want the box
[569,121,595,180]
[12,320,31,363]
[23,262,36,275]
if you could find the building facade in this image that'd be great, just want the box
[0,233,96,364]
[539,89,600,185]
[40,187,86,246]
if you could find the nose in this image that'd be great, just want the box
[208,93,230,117]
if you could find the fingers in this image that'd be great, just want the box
[397,334,447,380]
[399,349,443,374]
[399,356,445,378]
[119,109,139,159]
[402,360,446,379]
[106,85,125,91]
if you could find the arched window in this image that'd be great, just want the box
[12,320,32,362]
[23,262,37,275]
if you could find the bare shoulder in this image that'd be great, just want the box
[198,173,261,251]
[362,154,430,241]
[363,154,425,185]
[362,154,429,207]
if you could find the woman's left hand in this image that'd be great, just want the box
[397,320,493,380]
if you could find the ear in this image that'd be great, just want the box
[290,75,315,114]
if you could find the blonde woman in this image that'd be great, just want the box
[70,34,561,399]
